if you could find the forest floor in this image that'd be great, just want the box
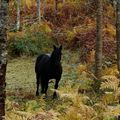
[6,51,84,120]
[5,50,120,120]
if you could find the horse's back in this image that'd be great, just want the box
[35,54,50,74]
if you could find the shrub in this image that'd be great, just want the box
[9,40,26,56]
[69,27,116,63]
[44,4,66,27]
[8,32,54,56]
[27,23,52,34]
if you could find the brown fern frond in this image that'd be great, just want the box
[101,75,119,91]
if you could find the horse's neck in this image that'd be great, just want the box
[49,57,55,63]
[49,57,60,65]
[49,53,54,61]
[49,52,61,65]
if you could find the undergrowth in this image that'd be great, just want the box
[8,31,54,56]
[6,51,120,120]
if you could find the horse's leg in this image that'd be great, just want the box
[53,79,60,98]
[36,74,39,96]
[41,84,44,94]
[41,78,45,94]
[44,80,49,96]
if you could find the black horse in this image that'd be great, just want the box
[35,45,62,98]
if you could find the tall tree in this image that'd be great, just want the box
[16,0,20,30]
[0,0,9,119]
[36,0,41,22]
[62,0,65,4]
[54,0,58,12]
[116,0,120,78]
[95,0,103,91]
[116,1,120,119]
[109,0,117,10]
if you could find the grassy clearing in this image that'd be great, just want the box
[6,57,36,95]
[6,51,120,120]
[6,51,82,119]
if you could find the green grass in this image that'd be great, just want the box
[6,51,119,120]
[6,50,80,96]
[6,51,82,119]
[6,57,36,95]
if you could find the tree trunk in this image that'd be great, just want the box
[36,0,41,23]
[62,0,65,3]
[54,0,58,12]
[0,0,8,119]
[116,0,120,78]
[116,0,120,119]
[110,0,117,10]
[16,0,20,30]
[94,0,103,92]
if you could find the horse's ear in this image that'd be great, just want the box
[53,45,57,50]
[59,45,62,50]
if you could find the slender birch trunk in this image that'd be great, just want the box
[116,1,120,119]
[36,0,41,23]
[0,0,8,119]
[116,0,120,78]
[62,0,65,4]
[94,0,103,92]
[16,0,20,30]
[54,0,58,12]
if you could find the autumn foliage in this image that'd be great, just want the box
[6,1,120,120]
[8,0,116,63]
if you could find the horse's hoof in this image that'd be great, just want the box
[41,94,47,99]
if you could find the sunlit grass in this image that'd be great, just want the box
[6,51,81,119]
[6,57,36,95]
[6,51,119,120]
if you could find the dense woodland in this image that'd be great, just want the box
[0,0,120,120]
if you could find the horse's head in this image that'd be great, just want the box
[51,45,62,63]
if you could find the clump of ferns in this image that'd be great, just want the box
[100,75,120,105]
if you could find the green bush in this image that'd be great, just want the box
[8,32,54,56]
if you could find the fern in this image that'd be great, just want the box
[115,87,120,100]
[100,75,120,105]
[103,105,120,119]
[100,75,119,92]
